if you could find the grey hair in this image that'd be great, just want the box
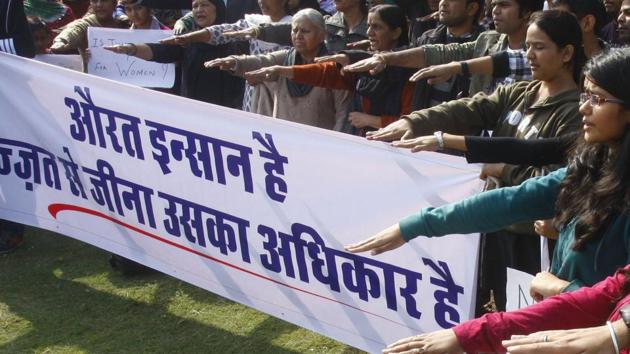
[292,8,326,33]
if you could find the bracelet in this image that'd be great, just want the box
[126,43,137,56]
[433,131,444,150]
[608,321,621,354]
[460,61,470,77]
[251,26,261,39]
[375,53,388,66]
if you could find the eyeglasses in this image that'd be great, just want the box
[579,92,627,107]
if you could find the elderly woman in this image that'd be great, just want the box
[245,4,413,135]
[205,8,350,130]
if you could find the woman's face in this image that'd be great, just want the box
[291,17,324,55]
[525,24,574,82]
[192,0,217,27]
[125,4,152,28]
[366,11,400,51]
[580,78,630,143]
[90,0,117,22]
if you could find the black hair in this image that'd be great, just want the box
[360,0,369,14]
[551,0,608,35]
[369,4,408,47]
[515,0,545,17]
[202,0,226,24]
[466,0,484,22]
[555,48,630,251]
[529,10,586,83]
[288,0,322,15]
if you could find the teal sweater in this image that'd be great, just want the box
[399,168,630,292]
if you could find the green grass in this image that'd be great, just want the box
[0,227,364,354]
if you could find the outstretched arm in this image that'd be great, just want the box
[104,43,154,61]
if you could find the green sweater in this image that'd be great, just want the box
[399,168,630,292]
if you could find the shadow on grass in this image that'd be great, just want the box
[0,228,313,354]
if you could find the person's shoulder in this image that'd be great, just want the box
[475,30,503,43]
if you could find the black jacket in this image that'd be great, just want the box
[0,0,35,57]
[148,42,236,106]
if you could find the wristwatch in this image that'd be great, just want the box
[433,131,444,150]
[620,304,630,330]
[459,61,471,77]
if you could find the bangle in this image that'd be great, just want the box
[251,26,261,39]
[434,131,444,150]
[608,321,621,354]
[460,61,470,77]
[126,43,137,56]
[375,53,388,66]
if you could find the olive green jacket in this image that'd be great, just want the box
[422,30,513,95]
[405,80,581,187]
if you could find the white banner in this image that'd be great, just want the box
[87,28,175,88]
[0,52,482,353]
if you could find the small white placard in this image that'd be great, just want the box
[87,27,175,88]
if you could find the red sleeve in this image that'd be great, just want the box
[380,115,398,127]
[453,266,629,353]
[399,81,415,116]
[292,62,355,91]
[379,82,415,127]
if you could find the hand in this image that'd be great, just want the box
[222,27,257,40]
[314,53,350,67]
[49,41,71,53]
[160,33,193,46]
[534,219,559,240]
[344,224,405,256]
[103,44,135,55]
[343,54,387,75]
[204,57,237,71]
[244,65,291,85]
[502,325,619,354]
[383,329,464,354]
[410,61,461,83]
[365,119,414,142]
[529,271,569,301]
[391,135,439,152]
[345,39,371,50]
[479,163,506,180]
[348,112,380,129]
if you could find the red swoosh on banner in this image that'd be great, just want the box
[47,203,404,325]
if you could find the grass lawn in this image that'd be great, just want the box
[0,227,364,354]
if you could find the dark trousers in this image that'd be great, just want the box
[475,229,541,316]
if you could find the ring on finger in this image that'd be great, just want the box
[543,335,548,343]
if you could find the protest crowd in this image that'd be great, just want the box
[2,0,630,352]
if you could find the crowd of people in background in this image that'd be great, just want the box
[2,0,630,352]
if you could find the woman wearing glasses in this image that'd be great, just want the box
[347,46,630,353]
[347,26,630,299]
